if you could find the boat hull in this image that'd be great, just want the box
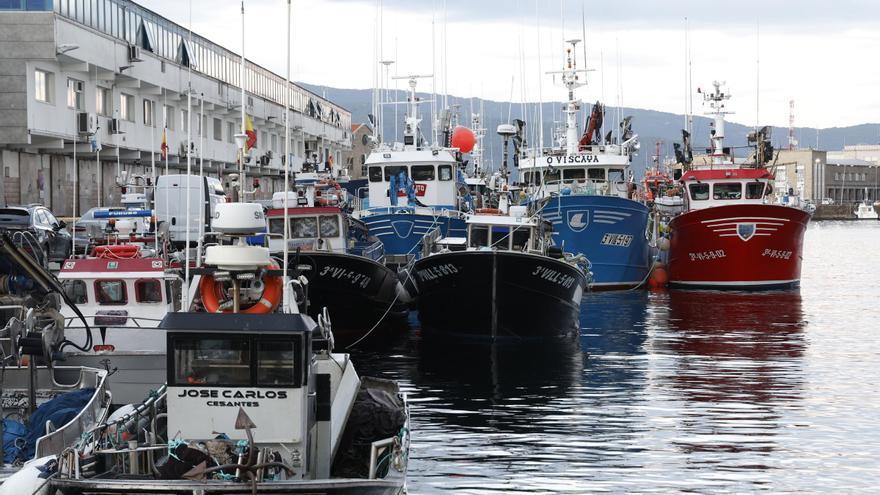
[50,477,404,494]
[667,204,810,289]
[359,209,467,262]
[413,251,586,341]
[292,251,410,346]
[539,195,651,290]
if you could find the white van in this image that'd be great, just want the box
[154,175,226,246]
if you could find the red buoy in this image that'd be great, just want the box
[648,263,668,290]
[451,126,476,154]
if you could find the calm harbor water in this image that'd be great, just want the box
[351,220,880,493]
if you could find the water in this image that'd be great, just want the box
[351,220,880,493]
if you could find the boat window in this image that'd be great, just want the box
[62,280,87,304]
[746,182,765,199]
[411,165,435,181]
[469,225,489,248]
[544,170,561,183]
[438,165,452,181]
[256,339,296,386]
[511,226,531,251]
[292,216,318,238]
[368,166,383,182]
[319,215,340,237]
[587,168,605,180]
[689,183,710,200]
[608,168,625,182]
[491,227,511,249]
[172,336,250,386]
[135,279,163,303]
[95,280,127,305]
[521,171,534,184]
[713,182,742,200]
[268,218,284,235]
[563,169,586,181]
[384,165,408,181]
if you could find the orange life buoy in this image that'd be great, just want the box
[198,263,283,314]
[93,244,141,259]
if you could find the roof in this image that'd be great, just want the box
[351,123,372,133]
[467,214,539,227]
[58,257,166,275]
[680,168,773,182]
[825,158,875,167]
[159,312,317,334]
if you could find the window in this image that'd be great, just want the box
[292,216,318,238]
[608,168,625,181]
[544,170,561,183]
[213,118,222,141]
[226,121,235,143]
[368,166,383,182]
[439,165,453,181]
[120,93,134,121]
[67,78,84,110]
[269,217,284,235]
[587,168,606,180]
[384,165,408,181]
[96,87,111,116]
[181,109,189,132]
[260,131,268,149]
[511,227,530,251]
[62,280,87,304]
[171,336,251,386]
[95,280,127,305]
[34,209,51,227]
[163,105,174,129]
[713,182,742,200]
[135,279,163,303]
[411,165,435,181]
[491,226,510,249]
[746,182,765,199]
[469,225,489,248]
[689,183,710,200]
[271,133,278,152]
[319,215,340,237]
[257,339,296,385]
[34,69,52,103]
[143,99,155,127]
[563,168,586,181]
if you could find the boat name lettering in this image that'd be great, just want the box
[688,250,726,261]
[176,389,288,399]
[318,265,372,288]
[600,233,633,247]
[546,154,599,165]
[531,265,577,288]
[417,263,459,281]
[761,249,792,260]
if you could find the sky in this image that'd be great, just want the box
[144,0,880,129]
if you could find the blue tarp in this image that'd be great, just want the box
[21,388,95,461]
[2,418,27,464]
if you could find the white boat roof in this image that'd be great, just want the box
[365,148,457,165]
[519,152,630,170]
[466,214,539,227]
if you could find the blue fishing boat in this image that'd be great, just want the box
[520,41,651,290]
[352,76,468,267]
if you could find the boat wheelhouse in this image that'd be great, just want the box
[666,82,811,289]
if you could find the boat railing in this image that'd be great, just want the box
[63,315,165,329]
[356,206,467,220]
[34,367,112,459]
[351,239,385,262]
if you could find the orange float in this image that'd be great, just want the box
[451,126,476,154]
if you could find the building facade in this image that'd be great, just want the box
[0,0,351,215]
[344,123,372,180]
[775,149,879,204]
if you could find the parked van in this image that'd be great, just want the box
[154,175,226,246]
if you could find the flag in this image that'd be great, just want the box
[245,115,256,151]
[160,128,168,159]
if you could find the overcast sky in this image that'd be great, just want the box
[144,0,880,129]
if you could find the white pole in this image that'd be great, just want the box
[283,0,291,313]
[72,128,77,256]
[151,101,158,256]
[197,94,204,267]
[240,1,247,192]
[183,0,193,311]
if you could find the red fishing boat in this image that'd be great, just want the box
[667,82,811,289]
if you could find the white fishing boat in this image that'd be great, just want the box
[854,190,878,219]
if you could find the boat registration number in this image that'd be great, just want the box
[601,233,633,247]
[318,265,372,288]
[761,249,793,260]
[688,249,726,261]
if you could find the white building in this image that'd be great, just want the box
[0,0,351,215]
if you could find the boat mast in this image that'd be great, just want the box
[547,39,587,155]
[704,81,731,167]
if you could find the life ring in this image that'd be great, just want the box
[93,244,140,259]
[475,208,502,215]
[199,263,283,314]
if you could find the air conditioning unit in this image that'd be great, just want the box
[107,118,121,134]
[128,45,142,63]
[76,112,97,135]
[259,154,270,166]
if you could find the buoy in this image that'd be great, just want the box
[451,126,476,154]
[648,263,668,290]
[199,262,283,314]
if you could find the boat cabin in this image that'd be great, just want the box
[364,149,459,209]
[264,206,384,261]
[433,208,550,255]
[519,152,632,199]
[681,168,773,211]
[162,312,358,480]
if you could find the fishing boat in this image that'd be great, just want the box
[519,40,651,290]
[666,82,811,289]
[41,200,410,495]
[414,133,589,341]
[854,191,878,219]
[264,184,411,347]
[352,75,469,268]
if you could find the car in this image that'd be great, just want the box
[0,205,72,265]
[821,198,835,205]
